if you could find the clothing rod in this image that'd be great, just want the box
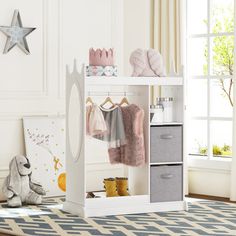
[86,91,137,96]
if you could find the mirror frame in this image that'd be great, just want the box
[66,64,84,163]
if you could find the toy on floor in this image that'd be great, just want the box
[2,155,46,207]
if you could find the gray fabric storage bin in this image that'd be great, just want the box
[151,126,182,163]
[150,165,183,202]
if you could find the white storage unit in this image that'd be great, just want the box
[63,61,187,217]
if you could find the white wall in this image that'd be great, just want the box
[0,0,64,200]
[0,0,124,200]
[61,0,123,75]
[0,0,158,200]
[188,159,232,198]
[123,0,151,75]
[189,168,230,198]
[1,0,228,201]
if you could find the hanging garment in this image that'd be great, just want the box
[86,104,107,136]
[93,106,126,149]
[109,104,145,167]
[86,105,92,135]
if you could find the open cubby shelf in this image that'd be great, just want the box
[85,76,183,86]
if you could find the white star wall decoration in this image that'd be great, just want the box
[0,10,36,54]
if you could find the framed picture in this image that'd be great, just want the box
[23,116,65,197]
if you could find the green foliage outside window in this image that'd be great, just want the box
[193,5,233,158]
[204,6,234,106]
[198,144,232,157]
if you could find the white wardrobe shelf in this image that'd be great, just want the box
[84,196,186,217]
[64,61,187,217]
[86,194,149,207]
[150,122,183,126]
[150,162,183,166]
[85,76,183,86]
[64,198,186,217]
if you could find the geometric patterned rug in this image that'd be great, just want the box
[0,197,236,236]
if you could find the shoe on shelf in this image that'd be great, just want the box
[103,178,119,197]
[116,177,129,196]
[86,192,96,198]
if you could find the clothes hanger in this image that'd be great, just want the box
[86,92,94,105]
[100,92,115,109]
[119,92,129,106]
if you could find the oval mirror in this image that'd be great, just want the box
[68,83,83,162]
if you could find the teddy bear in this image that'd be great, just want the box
[130,48,166,77]
[2,155,46,207]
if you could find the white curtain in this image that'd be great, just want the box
[151,0,183,102]
[151,0,182,74]
[151,0,188,194]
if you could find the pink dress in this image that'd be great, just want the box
[109,104,145,166]
[86,104,107,136]
[86,105,92,135]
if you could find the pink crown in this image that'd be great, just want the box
[89,48,114,66]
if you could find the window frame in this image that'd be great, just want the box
[186,0,234,161]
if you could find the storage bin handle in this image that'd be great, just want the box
[160,134,174,139]
[160,174,174,179]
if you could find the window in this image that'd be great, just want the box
[187,0,234,159]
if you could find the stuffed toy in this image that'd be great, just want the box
[2,155,46,207]
[130,48,166,77]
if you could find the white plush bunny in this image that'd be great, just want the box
[2,155,46,207]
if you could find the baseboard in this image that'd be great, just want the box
[0,168,8,201]
[187,193,236,203]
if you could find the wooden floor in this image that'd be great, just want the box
[187,193,236,203]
